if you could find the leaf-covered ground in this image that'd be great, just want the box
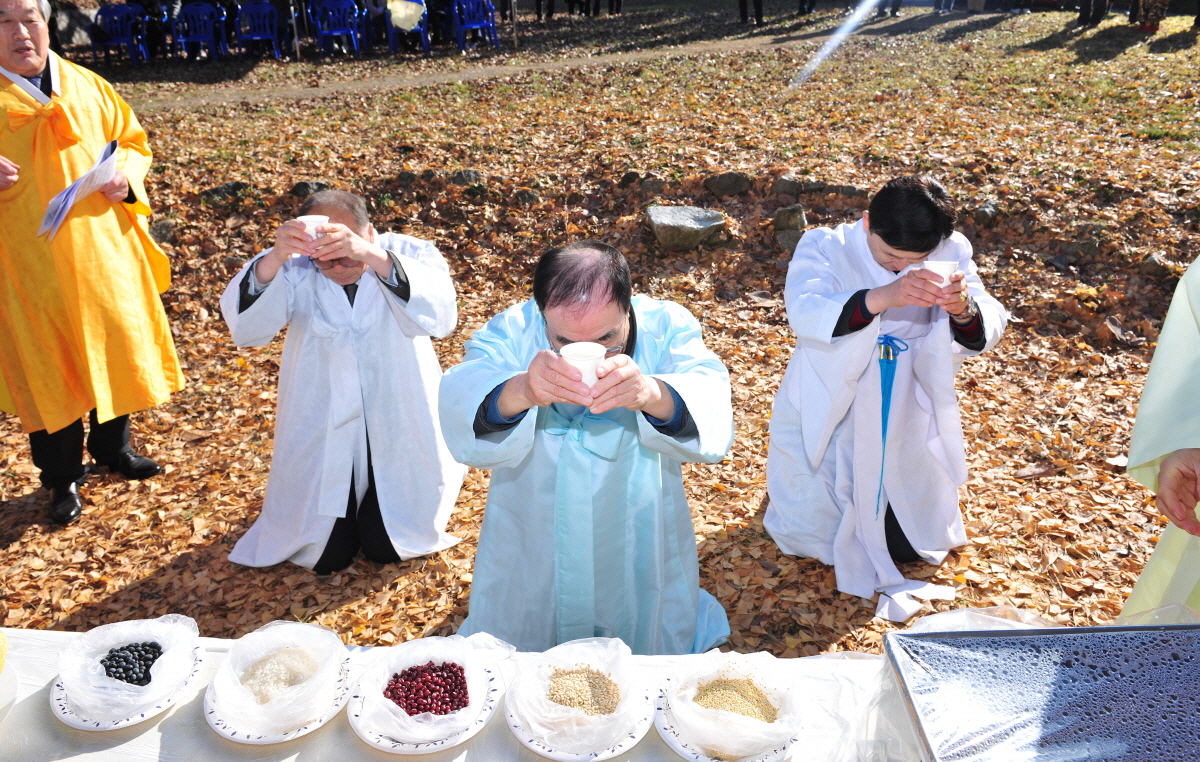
[3,6,1199,655]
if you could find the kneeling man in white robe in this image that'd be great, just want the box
[765,176,1007,621]
[220,190,463,573]
[439,240,734,655]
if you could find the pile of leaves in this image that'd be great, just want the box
[3,9,1198,656]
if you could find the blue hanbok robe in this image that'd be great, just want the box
[439,295,734,655]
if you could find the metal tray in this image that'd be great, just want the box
[883,624,1200,762]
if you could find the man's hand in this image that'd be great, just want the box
[865,268,972,318]
[0,156,18,190]
[498,350,594,417]
[589,354,673,418]
[938,271,973,320]
[255,219,313,285]
[309,222,391,279]
[1158,448,1200,536]
[97,170,130,203]
[864,268,946,314]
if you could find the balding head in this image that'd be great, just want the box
[298,190,371,237]
[533,240,632,317]
[0,0,50,78]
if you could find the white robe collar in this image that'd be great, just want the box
[0,52,61,106]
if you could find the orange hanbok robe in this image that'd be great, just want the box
[0,54,183,435]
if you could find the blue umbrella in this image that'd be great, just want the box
[875,335,909,519]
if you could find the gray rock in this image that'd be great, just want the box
[704,172,753,198]
[396,171,418,188]
[776,230,803,254]
[289,181,328,198]
[224,255,248,268]
[149,219,177,244]
[773,204,807,231]
[619,171,641,188]
[646,206,725,250]
[1045,255,1074,273]
[514,189,541,206]
[448,169,484,186]
[202,181,249,201]
[771,174,806,197]
[973,199,1002,228]
[1139,252,1175,279]
[421,169,439,181]
[803,180,829,193]
[1057,239,1101,259]
[825,184,867,199]
[641,174,667,194]
[565,191,586,206]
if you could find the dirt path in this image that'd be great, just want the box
[128,14,948,112]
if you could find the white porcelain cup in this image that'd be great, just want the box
[296,215,329,240]
[559,342,606,387]
[922,260,957,287]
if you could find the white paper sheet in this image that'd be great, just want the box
[38,140,119,240]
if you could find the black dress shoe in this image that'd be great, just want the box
[103,451,163,480]
[48,481,83,524]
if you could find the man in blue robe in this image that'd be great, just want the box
[439,240,733,655]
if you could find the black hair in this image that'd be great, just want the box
[298,190,370,236]
[533,240,632,315]
[867,175,958,254]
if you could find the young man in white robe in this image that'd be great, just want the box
[765,176,1007,621]
[219,190,463,573]
[439,240,734,655]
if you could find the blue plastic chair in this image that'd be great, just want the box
[386,0,430,56]
[173,2,227,59]
[450,0,498,53]
[89,4,150,66]
[314,0,363,57]
[237,0,282,58]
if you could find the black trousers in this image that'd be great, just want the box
[1076,0,1107,24]
[884,504,922,564]
[29,410,131,488]
[313,449,400,574]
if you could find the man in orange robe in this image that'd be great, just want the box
[0,0,184,524]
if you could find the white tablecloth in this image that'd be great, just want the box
[0,628,884,762]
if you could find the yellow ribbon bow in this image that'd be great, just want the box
[7,100,80,145]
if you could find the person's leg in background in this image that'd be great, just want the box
[87,410,161,479]
[29,417,89,524]
[355,451,400,566]
[313,475,364,575]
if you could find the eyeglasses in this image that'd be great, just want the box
[543,323,626,357]
[312,256,358,270]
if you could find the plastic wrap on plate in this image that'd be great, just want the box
[209,620,347,736]
[356,632,514,744]
[58,614,199,722]
[507,637,644,755]
[667,651,802,760]
[871,607,1200,761]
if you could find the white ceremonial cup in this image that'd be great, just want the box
[922,260,958,287]
[296,215,329,240]
[559,342,606,387]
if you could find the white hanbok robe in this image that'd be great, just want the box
[1122,260,1200,617]
[765,220,1006,620]
[219,232,464,569]
[439,295,734,655]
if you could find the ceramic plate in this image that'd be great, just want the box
[653,679,794,762]
[50,647,204,731]
[505,685,656,762]
[203,657,352,744]
[348,666,503,754]
[0,660,18,727]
